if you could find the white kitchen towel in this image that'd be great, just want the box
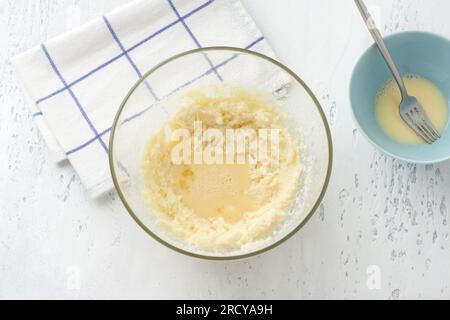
[12,0,283,198]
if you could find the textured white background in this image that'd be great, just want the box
[1,0,450,300]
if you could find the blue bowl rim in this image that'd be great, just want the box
[349,30,450,164]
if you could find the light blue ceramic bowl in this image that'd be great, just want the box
[350,31,450,164]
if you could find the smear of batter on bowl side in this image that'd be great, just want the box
[142,86,301,252]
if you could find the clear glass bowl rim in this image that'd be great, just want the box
[109,46,334,261]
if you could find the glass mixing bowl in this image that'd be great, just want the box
[109,47,332,260]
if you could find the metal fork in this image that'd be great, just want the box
[354,0,440,144]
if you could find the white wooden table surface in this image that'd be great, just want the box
[1,0,450,300]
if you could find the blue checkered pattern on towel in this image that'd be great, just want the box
[12,0,278,198]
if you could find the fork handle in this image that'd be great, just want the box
[354,0,408,99]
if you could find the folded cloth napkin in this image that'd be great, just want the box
[12,0,283,198]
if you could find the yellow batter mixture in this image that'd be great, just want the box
[142,86,301,251]
[375,75,448,144]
